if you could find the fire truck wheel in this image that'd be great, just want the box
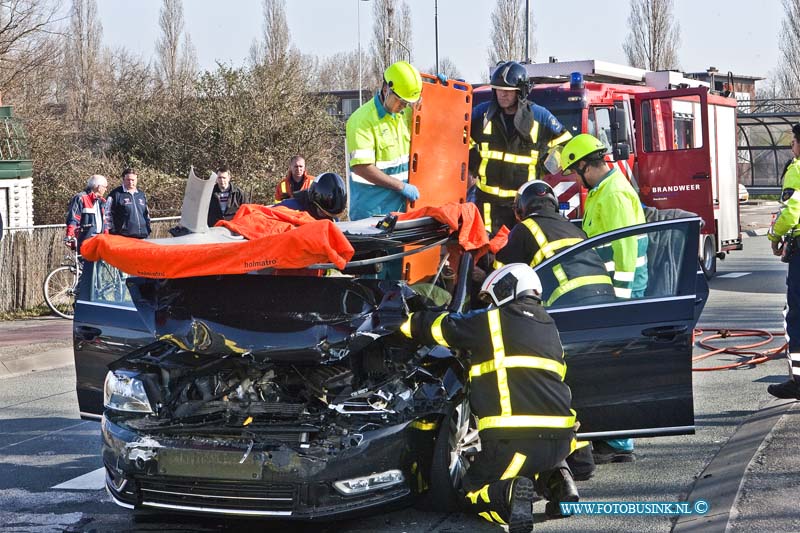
[701,235,716,279]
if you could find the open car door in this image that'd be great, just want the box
[633,88,715,234]
[533,217,707,438]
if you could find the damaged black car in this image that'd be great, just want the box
[73,208,708,519]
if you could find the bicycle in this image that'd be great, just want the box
[43,239,81,319]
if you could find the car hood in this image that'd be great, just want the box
[126,274,415,364]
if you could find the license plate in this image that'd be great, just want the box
[157,449,263,481]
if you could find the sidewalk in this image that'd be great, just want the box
[0,316,73,379]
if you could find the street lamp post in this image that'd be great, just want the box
[386,37,411,63]
[358,0,370,106]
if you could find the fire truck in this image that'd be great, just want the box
[474,59,742,278]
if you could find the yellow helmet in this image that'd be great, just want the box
[561,134,607,174]
[384,61,423,103]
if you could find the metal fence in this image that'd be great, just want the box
[0,218,178,314]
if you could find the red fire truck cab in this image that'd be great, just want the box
[474,59,742,278]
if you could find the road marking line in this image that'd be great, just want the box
[52,467,105,490]
[718,272,750,278]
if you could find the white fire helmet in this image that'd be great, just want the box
[479,263,542,307]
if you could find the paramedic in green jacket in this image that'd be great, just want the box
[561,134,648,299]
[560,133,648,463]
[345,61,423,221]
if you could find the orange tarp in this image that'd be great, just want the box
[81,205,355,278]
[398,202,489,253]
[488,225,510,254]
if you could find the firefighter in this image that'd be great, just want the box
[495,180,615,307]
[561,133,647,462]
[275,172,347,221]
[469,61,572,235]
[767,122,800,400]
[346,60,422,221]
[401,264,579,530]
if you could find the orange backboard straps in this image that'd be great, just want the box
[403,75,473,284]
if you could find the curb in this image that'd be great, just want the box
[0,346,73,380]
[742,228,769,238]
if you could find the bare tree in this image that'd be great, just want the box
[777,0,800,98]
[622,0,681,71]
[155,0,196,98]
[64,0,101,127]
[0,0,62,95]
[426,56,461,80]
[317,50,361,91]
[487,0,535,67]
[249,0,291,66]
[369,0,413,85]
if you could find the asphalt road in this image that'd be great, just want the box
[0,231,796,532]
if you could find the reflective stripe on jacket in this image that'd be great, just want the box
[582,168,648,298]
[770,158,800,242]
[495,210,614,306]
[345,93,412,220]
[400,296,575,438]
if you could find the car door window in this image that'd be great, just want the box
[91,260,133,307]
[536,218,695,310]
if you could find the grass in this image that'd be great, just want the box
[750,194,779,201]
[0,306,59,321]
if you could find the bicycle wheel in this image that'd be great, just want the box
[43,266,78,319]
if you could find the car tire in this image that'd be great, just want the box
[419,400,478,512]
[701,235,716,280]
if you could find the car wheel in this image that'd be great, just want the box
[701,235,716,280]
[420,400,480,512]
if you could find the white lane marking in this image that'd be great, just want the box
[717,272,750,279]
[52,467,105,490]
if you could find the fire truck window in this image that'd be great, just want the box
[640,96,703,153]
[588,107,613,153]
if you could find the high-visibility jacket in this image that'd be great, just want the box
[495,210,615,307]
[346,93,412,221]
[468,100,572,233]
[582,168,648,299]
[769,158,800,242]
[401,296,575,439]
[274,171,313,203]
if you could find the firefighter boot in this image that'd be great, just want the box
[464,477,535,532]
[542,467,580,519]
[768,378,800,399]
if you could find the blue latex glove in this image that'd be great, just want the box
[401,182,420,201]
[436,73,448,85]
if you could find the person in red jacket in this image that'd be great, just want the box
[274,155,313,202]
[65,174,108,252]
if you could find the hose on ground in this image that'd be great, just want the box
[692,328,787,372]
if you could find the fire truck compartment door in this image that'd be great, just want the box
[633,88,714,232]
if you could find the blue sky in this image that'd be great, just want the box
[97,0,782,85]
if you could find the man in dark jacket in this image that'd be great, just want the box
[401,264,579,531]
[65,174,108,252]
[106,168,150,238]
[208,165,249,226]
[495,180,615,308]
[469,61,572,235]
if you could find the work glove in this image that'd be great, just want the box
[401,182,420,201]
[436,73,448,85]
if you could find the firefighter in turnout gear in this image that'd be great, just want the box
[401,264,579,531]
[469,61,572,235]
[495,180,615,307]
[767,123,800,400]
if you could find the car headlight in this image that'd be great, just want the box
[104,371,154,413]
